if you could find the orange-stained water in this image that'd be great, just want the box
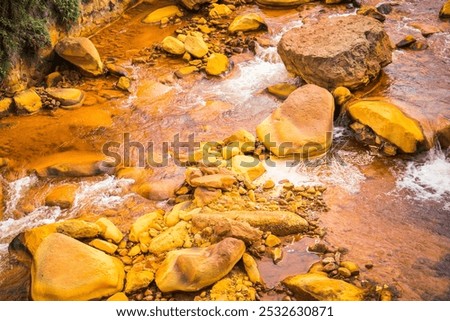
[0,0,449,300]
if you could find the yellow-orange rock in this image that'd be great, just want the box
[45,184,78,209]
[283,273,364,301]
[14,89,42,113]
[256,84,334,157]
[155,238,245,292]
[125,263,155,294]
[347,99,425,153]
[95,217,123,244]
[229,13,267,33]
[22,223,59,256]
[148,221,189,254]
[129,211,164,243]
[31,233,124,300]
[55,37,103,76]
[56,219,100,239]
[142,6,182,24]
[30,151,112,177]
[107,292,128,301]
[231,155,266,181]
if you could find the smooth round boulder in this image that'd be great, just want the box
[31,233,124,300]
[155,238,245,292]
[55,37,104,76]
[256,84,335,157]
[278,15,392,90]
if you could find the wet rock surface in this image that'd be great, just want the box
[278,15,392,90]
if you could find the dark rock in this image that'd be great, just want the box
[376,3,392,15]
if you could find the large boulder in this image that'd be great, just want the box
[347,99,429,153]
[31,233,124,300]
[282,273,365,301]
[195,210,308,236]
[55,37,104,76]
[278,15,392,90]
[155,238,245,292]
[256,84,334,157]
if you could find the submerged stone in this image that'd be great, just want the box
[44,184,78,209]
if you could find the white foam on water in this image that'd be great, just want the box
[185,19,305,108]
[255,149,367,194]
[71,175,134,210]
[396,148,450,203]
[0,176,134,247]
[4,175,38,219]
[0,206,62,244]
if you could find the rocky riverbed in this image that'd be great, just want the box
[0,0,449,301]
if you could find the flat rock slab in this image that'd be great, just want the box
[196,210,308,236]
[278,15,392,90]
[283,273,365,301]
[45,88,85,109]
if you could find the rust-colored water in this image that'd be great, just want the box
[0,0,449,300]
